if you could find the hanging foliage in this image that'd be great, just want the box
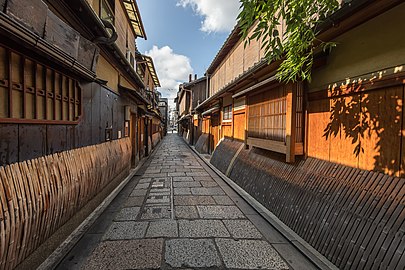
[238,0,340,82]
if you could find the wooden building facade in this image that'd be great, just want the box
[177,76,207,146]
[180,0,405,269]
[0,0,163,268]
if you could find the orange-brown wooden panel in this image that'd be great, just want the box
[328,94,360,167]
[307,98,331,161]
[359,86,403,176]
[401,85,405,178]
[222,124,232,138]
[212,114,220,151]
[234,112,246,140]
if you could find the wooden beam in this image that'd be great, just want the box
[8,50,12,118]
[286,83,297,163]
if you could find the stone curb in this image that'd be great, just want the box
[185,137,338,270]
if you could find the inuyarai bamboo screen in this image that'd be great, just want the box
[0,44,81,124]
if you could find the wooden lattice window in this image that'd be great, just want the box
[248,86,287,142]
[0,45,82,124]
[223,105,232,121]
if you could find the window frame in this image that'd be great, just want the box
[222,105,232,122]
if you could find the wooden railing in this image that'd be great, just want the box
[0,138,131,269]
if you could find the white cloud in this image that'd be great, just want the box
[145,45,194,108]
[177,0,240,33]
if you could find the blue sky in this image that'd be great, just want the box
[136,0,240,105]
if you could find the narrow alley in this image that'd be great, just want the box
[56,134,315,269]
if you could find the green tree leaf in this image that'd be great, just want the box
[238,0,340,82]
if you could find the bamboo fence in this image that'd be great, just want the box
[0,138,131,269]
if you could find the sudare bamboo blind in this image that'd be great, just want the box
[0,138,131,269]
[248,86,287,141]
[248,84,304,143]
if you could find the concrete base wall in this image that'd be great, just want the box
[210,140,405,270]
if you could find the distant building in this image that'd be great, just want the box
[158,98,168,135]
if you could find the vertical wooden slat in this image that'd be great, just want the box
[34,64,38,119]
[0,167,11,270]
[8,49,12,118]
[286,83,297,163]
[22,56,26,119]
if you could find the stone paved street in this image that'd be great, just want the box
[57,134,316,270]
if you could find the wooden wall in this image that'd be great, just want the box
[97,55,119,93]
[233,110,246,141]
[0,83,133,167]
[191,80,207,110]
[0,46,81,123]
[208,21,285,96]
[308,84,405,177]
[209,26,264,96]
[0,138,131,269]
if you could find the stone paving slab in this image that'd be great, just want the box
[223,219,263,239]
[130,189,147,197]
[124,196,144,207]
[103,221,148,240]
[173,187,192,195]
[141,205,172,220]
[174,195,216,205]
[146,220,178,238]
[149,188,171,195]
[172,176,194,182]
[165,239,221,268]
[139,177,152,183]
[197,205,245,219]
[191,187,225,195]
[216,238,289,269]
[134,182,150,189]
[179,220,230,238]
[146,195,170,204]
[173,181,201,188]
[213,195,235,205]
[200,180,219,187]
[114,207,140,221]
[84,239,163,270]
[175,206,199,219]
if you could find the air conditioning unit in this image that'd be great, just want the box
[126,50,135,69]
